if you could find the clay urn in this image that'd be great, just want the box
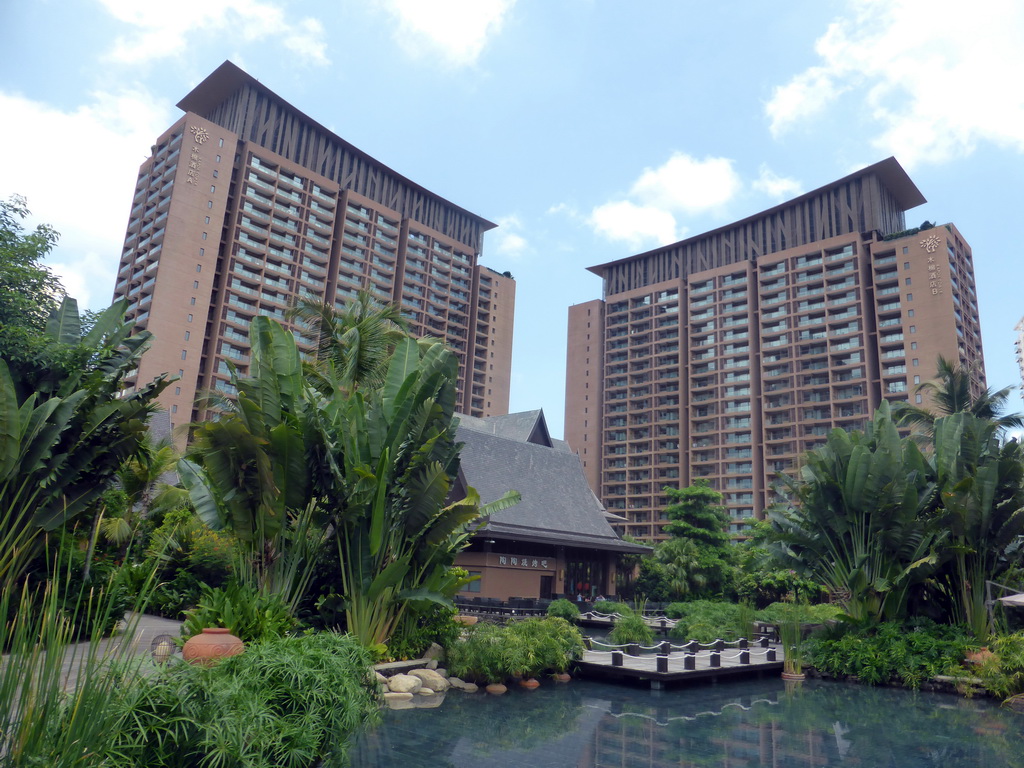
[519,677,541,689]
[485,682,508,695]
[553,672,572,683]
[453,615,479,626]
[182,627,245,666]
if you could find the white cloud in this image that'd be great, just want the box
[588,153,741,248]
[490,214,529,258]
[98,0,329,66]
[629,153,742,215]
[766,0,1024,167]
[589,201,680,250]
[0,88,172,309]
[752,165,803,200]
[379,0,515,67]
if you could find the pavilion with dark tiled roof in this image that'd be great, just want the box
[453,410,649,601]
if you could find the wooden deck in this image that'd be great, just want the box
[575,642,785,689]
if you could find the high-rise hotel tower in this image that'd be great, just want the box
[114,62,514,437]
[565,158,985,540]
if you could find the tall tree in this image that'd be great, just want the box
[0,194,64,333]
[894,355,1024,436]
[656,480,734,599]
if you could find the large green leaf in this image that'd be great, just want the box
[44,297,81,345]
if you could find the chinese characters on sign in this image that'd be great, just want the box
[497,556,550,569]
[185,125,208,185]
[921,236,944,296]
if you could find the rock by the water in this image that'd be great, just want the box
[375,672,389,684]
[416,687,435,695]
[435,667,448,678]
[387,674,423,694]
[426,658,438,670]
[409,668,449,691]
[461,682,479,693]
[423,642,445,661]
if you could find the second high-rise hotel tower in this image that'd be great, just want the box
[565,158,985,540]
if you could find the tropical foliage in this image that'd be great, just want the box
[181,314,518,651]
[0,296,169,586]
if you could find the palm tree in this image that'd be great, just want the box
[893,355,1024,437]
[287,291,409,394]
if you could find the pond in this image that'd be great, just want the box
[348,677,1024,767]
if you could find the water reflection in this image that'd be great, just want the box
[349,678,1024,768]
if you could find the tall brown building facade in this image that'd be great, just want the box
[114,62,514,437]
[565,158,985,540]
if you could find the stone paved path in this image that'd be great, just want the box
[59,612,183,689]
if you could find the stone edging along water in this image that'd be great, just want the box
[373,643,480,710]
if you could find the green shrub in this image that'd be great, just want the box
[807,620,973,689]
[447,617,585,683]
[759,601,842,625]
[975,632,1024,700]
[182,582,296,643]
[384,604,460,661]
[667,600,741,642]
[547,598,581,622]
[609,613,654,645]
[114,632,380,767]
[592,599,632,616]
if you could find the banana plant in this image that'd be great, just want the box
[929,413,1024,640]
[766,402,940,625]
[322,336,519,647]
[0,297,168,586]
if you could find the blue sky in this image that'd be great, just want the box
[2,0,1023,438]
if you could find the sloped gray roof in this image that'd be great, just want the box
[456,409,571,451]
[456,413,649,554]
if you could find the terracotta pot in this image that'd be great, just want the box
[182,627,244,666]
[453,615,479,626]
[781,671,806,681]
[519,677,541,689]
[485,683,508,695]
[553,673,572,683]
[965,647,994,665]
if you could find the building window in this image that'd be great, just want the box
[212,170,218,179]
[459,573,481,593]
[171,405,178,414]
[906,293,913,301]
[196,264,202,272]
[911,342,917,350]
[205,216,210,224]
[181,350,187,360]
[909,325,916,333]
[202,232,207,240]
[914,375,921,384]
[905,278,912,285]
[207,201,213,209]
[903,247,909,255]
[190,297,196,305]
[218,138,224,147]
[216,154,221,162]
[912,358,918,366]
[210,186,215,193]
[199,248,204,256]
[175,386,181,395]
[916,394,923,403]
[193,280,199,289]
[188,314,193,322]
[178,369,184,377]
[908,309,914,317]
[904,261,910,270]
[184,331,190,341]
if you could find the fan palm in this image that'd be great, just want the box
[894,355,1024,437]
[287,291,409,394]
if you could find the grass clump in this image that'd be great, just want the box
[546,598,581,623]
[447,617,585,683]
[114,632,380,767]
[609,612,654,645]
